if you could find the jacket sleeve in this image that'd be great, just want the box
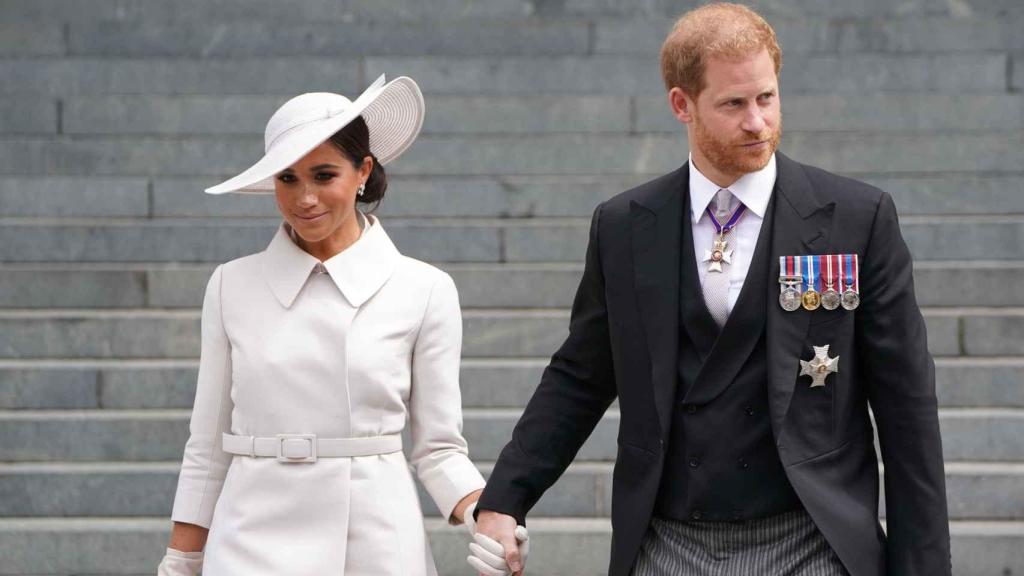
[857,192,951,574]
[170,265,235,529]
[408,272,486,523]
[477,203,618,524]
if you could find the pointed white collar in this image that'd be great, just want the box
[262,213,400,308]
[689,152,776,223]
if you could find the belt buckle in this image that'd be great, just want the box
[275,433,317,463]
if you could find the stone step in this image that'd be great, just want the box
[2,132,1022,177]
[0,16,1015,59]
[0,98,58,135]
[0,216,1021,263]
[7,13,1024,57]
[594,16,1024,55]
[368,53,1011,95]
[0,516,1020,575]
[0,460,1019,521]
[59,95,633,136]
[2,0,1023,23]
[2,356,1021,411]
[64,20,591,58]
[0,407,1019,463]
[0,0,537,24]
[3,174,1022,219]
[1,260,1022,310]
[0,306,1015,358]
[27,16,1017,59]
[0,93,1013,137]
[0,24,63,57]
[554,0,1024,19]
[0,54,1009,97]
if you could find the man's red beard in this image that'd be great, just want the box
[692,112,781,179]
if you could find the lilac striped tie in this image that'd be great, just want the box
[702,189,734,327]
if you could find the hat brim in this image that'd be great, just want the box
[205,76,424,195]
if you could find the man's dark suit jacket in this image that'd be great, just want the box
[477,153,951,576]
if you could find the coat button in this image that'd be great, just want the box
[745,406,755,416]
[689,457,701,468]
[686,404,698,414]
[738,458,750,470]
[691,510,703,520]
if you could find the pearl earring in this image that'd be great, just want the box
[357,183,366,197]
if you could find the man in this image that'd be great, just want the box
[471,3,951,575]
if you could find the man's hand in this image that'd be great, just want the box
[468,509,529,575]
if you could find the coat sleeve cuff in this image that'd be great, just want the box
[170,478,224,529]
[418,455,486,523]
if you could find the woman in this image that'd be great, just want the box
[156,75,487,575]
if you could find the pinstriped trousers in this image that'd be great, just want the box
[631,509,849,576]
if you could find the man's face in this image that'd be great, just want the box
[688,48,781,182]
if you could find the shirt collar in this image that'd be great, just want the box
[262,213,400,308]
[688,152,776,223]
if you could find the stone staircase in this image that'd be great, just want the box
[1,0,1022,574]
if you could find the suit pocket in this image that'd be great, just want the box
[613,441,657,491]
[786,312,854,457]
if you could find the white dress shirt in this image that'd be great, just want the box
[690,153,777,313]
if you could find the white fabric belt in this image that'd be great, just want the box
[222,432,402,463]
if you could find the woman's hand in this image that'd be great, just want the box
[156,548,203,576]
[451,488,483,529]
[159,522,208,575]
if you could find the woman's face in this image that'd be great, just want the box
[273,141,371,246]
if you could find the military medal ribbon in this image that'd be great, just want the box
[841,253,860,310]
[801,254,821,310]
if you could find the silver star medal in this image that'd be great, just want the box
[703,237,733,273]
[799,345,839,388]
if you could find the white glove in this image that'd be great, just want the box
[467,525,530,576]
[156,547,203,576]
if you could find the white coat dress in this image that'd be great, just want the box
[170,215,486,575]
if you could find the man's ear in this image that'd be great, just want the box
[668,87,696,125]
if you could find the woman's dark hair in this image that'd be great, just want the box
[327,115,387,209]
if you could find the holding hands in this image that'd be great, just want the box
[464,503,530,576]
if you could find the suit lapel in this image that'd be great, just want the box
[765,153,836,442]
[631,166,686,439]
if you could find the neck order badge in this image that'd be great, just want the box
[702,203,747,273]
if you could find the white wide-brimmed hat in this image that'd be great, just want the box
[205,74,424,194]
